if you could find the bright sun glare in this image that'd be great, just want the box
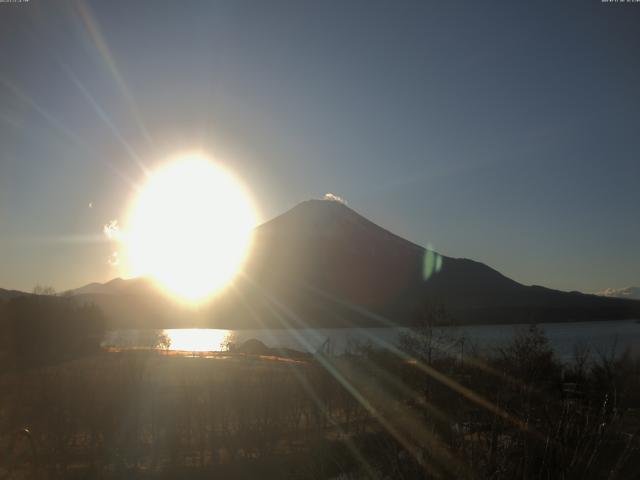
[125,155,256,303]
[163,329,231,352]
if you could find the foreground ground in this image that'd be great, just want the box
[1,325,639,479]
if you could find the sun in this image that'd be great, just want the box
[124,155,257,303]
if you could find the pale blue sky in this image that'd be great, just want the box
[1,0,639,293]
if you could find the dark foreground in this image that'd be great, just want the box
[1,325,640,480]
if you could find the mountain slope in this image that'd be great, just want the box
[0,288,31,302]
[50,199,640,328]
[68,277,156,297]
[234,199,640,327]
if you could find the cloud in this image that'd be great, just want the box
[323,193,347,205]
[103,220,123,268]
[103,219,122,241]
[107,251,120,267]
[596,286,640,300]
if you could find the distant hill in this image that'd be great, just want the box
[597,287,640,301]
[0,288,31,302]
[8,199,640,329]
[67,277,157,297]
[64,277,182,329]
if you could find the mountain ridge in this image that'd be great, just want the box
[5,199,640,328]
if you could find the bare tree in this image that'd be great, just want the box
[32,285,56,296]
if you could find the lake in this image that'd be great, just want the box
[102,319,640,361]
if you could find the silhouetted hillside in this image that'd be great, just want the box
[67,277,157,297]
[1,294,105,369]
[26,199,640,328]
[0,288,31,302]
[231,199,640,327]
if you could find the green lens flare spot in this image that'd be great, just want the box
[422,245,442,281]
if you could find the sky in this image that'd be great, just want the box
[0,0,639,294]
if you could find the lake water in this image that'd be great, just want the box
[102,319,640,361]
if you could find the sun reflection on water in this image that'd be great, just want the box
[162,329,232,352]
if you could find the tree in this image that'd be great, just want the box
[398,301,458,365]
[497,324,557,387]
[32,285,56,296]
